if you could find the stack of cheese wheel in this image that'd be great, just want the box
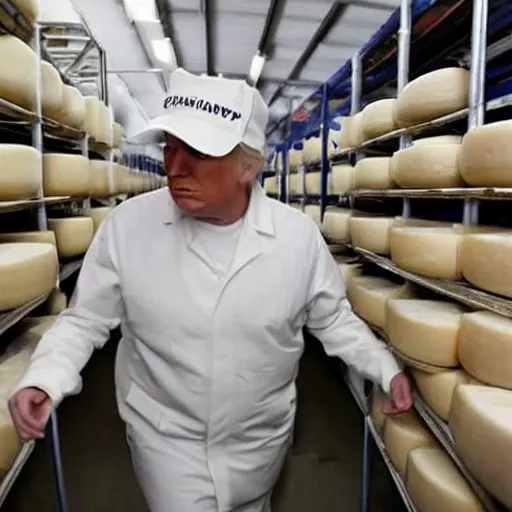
[386,298,465,368]
[0,230,55,246]
[288,148,302,170]
[89,159,111,198]
[288,173,302,195]
[0,242,58,311]
[0,145,41,201]
[116,165,131,195]
[406,446,484,512]
[0,35,37,111]
[450,385,512,508]
[43,154,91,197]
[113,122,124,149]
[331,164,354,194]
[0,315,57,478]
[383,409,437,476]
[391,136,463,188]
[393,68,470,128]
[48,217,94,259]
[54,85,86,130]
[305,171,332,195]
[346,274,413,329]
[459,231,512,297]
[83,96,105,142]
[97,103,114,146]
[110,162,120,195]
[350,214,397,255]
[329,116,351,152]
[322,207,353,242]
[304,205,321,228]
[347,112,365,148]
[89,207,113,234]
[302,136,321,164]
[361,99,397,140]
[333,252,361,282]
[41,61,64,121]
[459,120,512,187]
[354,157,393,190]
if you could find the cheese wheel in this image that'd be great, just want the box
[0,230,56,246]
[302,137,321,164]
[348,112,364,147]
[83,96,102,141]
[393,216,452,228]
[322,208,352,241]
[113,122,123,148]
[89,159,111,198]
[449,385,512,507]
[10,0,39,21]
[350,216,395,254]
[97,103,113,146]
[89,206,113,233]
[41,61,63,120]
[386,299,464,367]
[0,35,36,111]
[263,176,278,195]
[0,409,21,477]
[394,68,470,127]
[354,157,393,189]
[459,311,512,389]
[288,148,302,170]
[413,135,463,146]
[334,253,361,283]
[460,232,512,298]
[411,368,479,420]
[331,165,354,194]
[57,86,86,129]
[361,99,397,139]
[305,172,332,195]
[459,121,512,186]
[391,144,463,188]
[0,144,41,201]
[346,275,412,328]
[406,447,484,512]
[38,290,67,315]
[304,205,321,228]
[0,243,57,311]
[371,387,389,433]
[43,154,90,197]
[288,173,302,195]
[48,217,94,258]
[383,410,437,476]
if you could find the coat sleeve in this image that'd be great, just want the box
[10,216,123,406]
[304,227,401,393]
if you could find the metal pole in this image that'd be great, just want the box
[361,417,372,512]
[463,0,488,225]
[320,83,329,221]
[351,52,362,115]
[99,48,109,106]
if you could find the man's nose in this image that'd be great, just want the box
[167,147,193,178]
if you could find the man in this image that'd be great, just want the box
[9,68,412,511]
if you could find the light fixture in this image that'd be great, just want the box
[123,0,158,22]
[151,38,175,65]
[248,53,266,86]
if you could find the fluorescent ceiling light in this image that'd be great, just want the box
[249,53,266,86]
[151,38,177,67]
[123,0,158,22]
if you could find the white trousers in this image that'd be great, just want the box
[126,421,274,512]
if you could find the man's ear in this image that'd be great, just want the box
[239,154,262,184]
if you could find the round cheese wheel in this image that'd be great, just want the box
[113,122,123,148]
[97,102,113,146]
[411,368,479,420]
[83,96,102,141]
[0,243,57,311]
[263,176,278,195]
[394,68,470,128]
[305,171,332,195]
[413,135,463,146]
[43,154,90,197]
[304,205,321,228]
[0,144,41,201]
[346,275,413,329]
[354,157,393,189]
[348,112,364,147]
[0,410,21,475]
[391,144,463,188]
[459,311,512,389]
[460,232,512,298]
[386,299,464,367]
[288,149,302,170]
[322,208,352,241]
[57,86,86,129]
[383,410,437,476]
[89,159,111,198]
[302,137,321,164]
[41,61,63,120]
[449,385,512,508]
[459,121,512,186]
[349,216,396,255]
[288,173,302,195]
[40,290,67,315]
[89,207,113,233]
[0,35,36,111]
[48,217,94,259]
[406,447,484,512]
[361,99,397,139]
[0,230,55,246]
[371,387,389,433]
[331,165,354,194]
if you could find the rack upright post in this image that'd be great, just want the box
[319,83,329,221]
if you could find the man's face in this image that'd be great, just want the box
[163,134,247,215]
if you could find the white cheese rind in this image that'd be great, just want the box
[0,145,41,201]
[48,217,94,259]
[354,157,393,189]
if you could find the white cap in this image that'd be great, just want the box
[132,68,269,157]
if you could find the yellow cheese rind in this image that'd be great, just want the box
[354,157,393,189]
[406,447,484,512]
[459,311,512,389]
[0,230,56,246]
[305,172,332,195]
[41,61,64,120]
[263,176,278,195]
[322,208,352,241]
[288,173,302,195]
[413,135,463,146]
[391,144,463,188]
[302,137,321,164]
[0,145,41,201]
[383,410,437,476]
[89,159,111,198]
[460,232,512,299]
[349,216,395,255]
[304,205,321,228]
[361,99,397,139]
[371,387,389,433]
[449,385,512,508]
[288,149,302,170]
[89,207,113,234]
[43,154,90,197]
[57,86,86,129]
[0,243,57,311]
[386,299,464,367]
[48,217,94,259]
[394,68,470,127]
[459,121,512,186]
[0,411,21,477]
[331,165,354,194]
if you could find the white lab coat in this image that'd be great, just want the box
[13,182,401,511]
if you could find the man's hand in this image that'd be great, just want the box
[382,371,413,414]
[8,387,53,442]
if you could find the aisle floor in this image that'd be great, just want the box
[4,335,404,512]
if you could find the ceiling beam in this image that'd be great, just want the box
[154,0,183,67]
[268,1,348,106]
[200,0,214,75]
[257,0,286,55]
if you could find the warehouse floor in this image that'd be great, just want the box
[4,334,404,512]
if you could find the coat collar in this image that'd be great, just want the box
[162,181,274,236]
